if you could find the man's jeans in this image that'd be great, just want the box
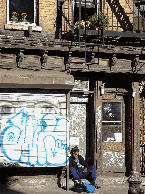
[70,165,97,181]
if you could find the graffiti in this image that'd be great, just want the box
[0,108,69,167]
[96,106,101,141]
[102,151,125,169]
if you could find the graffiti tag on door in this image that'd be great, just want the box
[0,108,69,166]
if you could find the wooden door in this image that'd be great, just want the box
[102,99,126,172]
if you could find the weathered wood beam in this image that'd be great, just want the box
[132,82,140,172]
[94,80,102,176]
[66,91,70,191]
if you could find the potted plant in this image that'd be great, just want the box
[21,13,28,22]
[11,12,19,22]
[74,20,91,30]
[89,12,109,30]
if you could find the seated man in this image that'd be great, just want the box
[69,146,100,189]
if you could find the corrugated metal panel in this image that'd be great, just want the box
[0,93,69,167]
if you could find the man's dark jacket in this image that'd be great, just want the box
[69,154,89,172]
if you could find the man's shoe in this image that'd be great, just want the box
[95,184,101,189]
[74,179,82,185]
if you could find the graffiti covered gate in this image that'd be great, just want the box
[69,92,95,163]
[69,93,88,159]
[0,90,69,167]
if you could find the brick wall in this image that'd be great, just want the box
[62,0,72,34]
[38,0,72,33]
[39,0,57,33]
[0,0,6,30]
[103,0,133,31]
[0,0,134,33]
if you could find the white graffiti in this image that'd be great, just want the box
[96,106,102,141]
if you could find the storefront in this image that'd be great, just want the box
[0,70,74,168]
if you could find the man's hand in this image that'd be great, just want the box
[73,153,78,162]
[83,168,87,173]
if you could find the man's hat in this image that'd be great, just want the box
[71,146,79,154]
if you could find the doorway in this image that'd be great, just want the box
[69,92,94,164]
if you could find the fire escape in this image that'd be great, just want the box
[56,0,145,68]
[56,0,145,42]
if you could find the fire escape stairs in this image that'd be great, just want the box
[106,0,133,31]
[58,1,74,33]
[125,0,133,14]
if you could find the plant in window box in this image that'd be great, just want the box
[11,12,19,22]
[21,13,27,22]
[74,20,91,30]
[88,12,109,30]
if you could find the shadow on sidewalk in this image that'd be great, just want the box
[0,166,63,193]
[0,172,24,194]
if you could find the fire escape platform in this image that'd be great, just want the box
[104,30,145,38]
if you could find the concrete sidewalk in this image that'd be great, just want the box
[1,175,145,194]
[62,176,130,194]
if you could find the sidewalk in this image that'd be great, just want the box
[62,176,130,194]
[0,175,145,194]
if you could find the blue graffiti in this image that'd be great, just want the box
[0,108,69,166]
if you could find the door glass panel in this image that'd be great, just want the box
[102,102,122,142]
[102,102,121,125]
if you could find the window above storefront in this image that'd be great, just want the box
[7,0,36,25]
[5,0,42,31]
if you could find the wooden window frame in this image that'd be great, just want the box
[7,0,37,26]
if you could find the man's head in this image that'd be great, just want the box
[73,150,79,156]
[71,146,79,155]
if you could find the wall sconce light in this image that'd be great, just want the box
[132,86,136,97]
[100,83,105,95]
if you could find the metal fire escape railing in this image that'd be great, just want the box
[62,1,145,31]
[55,0,145,66]
[56,0,145,40]
[56,0,103,65]
[56,0,103,40]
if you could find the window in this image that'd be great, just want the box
[102,102,122,142]
[102,102,121,125]
[7,0,37,25]
[72,0,99,25]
